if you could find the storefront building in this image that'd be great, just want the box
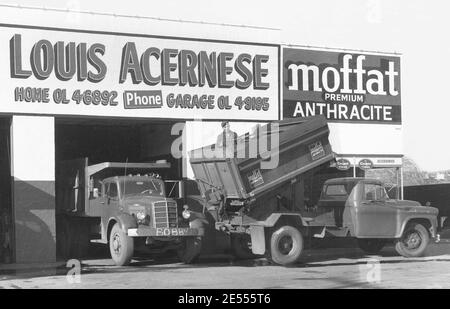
[0,6,280,263]
[0,6,402,265]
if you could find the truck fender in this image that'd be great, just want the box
[249,226,265,255]
[397,217,435,238]
[108,214,137,236]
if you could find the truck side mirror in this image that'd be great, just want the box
[178,180,184,199]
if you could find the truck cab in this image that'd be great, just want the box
[96,175,179,232]
[311,177,439,257]
[317,178,438,237]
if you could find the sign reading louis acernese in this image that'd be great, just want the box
[283,47,401,124]
[0,24,279,120]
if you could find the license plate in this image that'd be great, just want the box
[155,227,189,236]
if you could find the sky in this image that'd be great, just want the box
[5,0,450,172]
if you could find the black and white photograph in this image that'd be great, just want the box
[0,0,449,293]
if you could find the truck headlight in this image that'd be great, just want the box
[182,209,191,220]
[136,210,146,221]
[182,204,191,219]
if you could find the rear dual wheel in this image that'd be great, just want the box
[266,225,303,266]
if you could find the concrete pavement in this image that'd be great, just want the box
[1,240,449,289]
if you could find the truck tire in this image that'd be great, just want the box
[109,223,134,266]
[357,239,386,255]
[267,225,303,266]
[230,234,257,260]
[177,236,202,264]
[395,223,429,258]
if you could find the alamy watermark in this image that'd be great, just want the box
[359,258,381,284]
[170,120,280,170]
[66,259,81,284]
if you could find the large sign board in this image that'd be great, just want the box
[283,47,401,124]
[0,24,279,121]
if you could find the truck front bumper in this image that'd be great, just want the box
[127,226,203,237]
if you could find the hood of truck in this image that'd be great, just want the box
[122,196,176,211]
[387,199,439,215]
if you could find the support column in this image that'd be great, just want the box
[10,116,55,263]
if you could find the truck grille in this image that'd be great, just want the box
[153,201,178,228]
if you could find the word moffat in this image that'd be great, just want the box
[287,54,399,96]
[292,101,393,121]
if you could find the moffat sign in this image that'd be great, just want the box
[0,26,279,120]
[283,48,401,124]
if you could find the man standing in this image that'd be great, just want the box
[216,121,238,158]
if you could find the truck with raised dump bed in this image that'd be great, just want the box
[56,158,206,266]
[188,115,439,265]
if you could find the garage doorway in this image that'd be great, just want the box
[0,116,13,264]
[55,118,183,179]
[54,117,184,258]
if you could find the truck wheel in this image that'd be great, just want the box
[177,237,202,264]
[357,239,386,255]
[231,234,257,260]
[267,225,303,266]
[109,223,134,266]
[395,223,429,258]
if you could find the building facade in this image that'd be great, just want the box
[0,6,402,264]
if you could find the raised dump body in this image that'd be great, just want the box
[189,116,336,265]
[189,115,334,205]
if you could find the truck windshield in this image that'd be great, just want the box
[321,183,356,200]
[120,179,165,197]
[364,183,389,201]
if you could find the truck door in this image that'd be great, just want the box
[107,182,120,210]
[353,182,398,237]
[98,181,119,231]
[315,183,351,227]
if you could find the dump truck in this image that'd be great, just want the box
[189,116,439,265]
[56,158,206,266]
